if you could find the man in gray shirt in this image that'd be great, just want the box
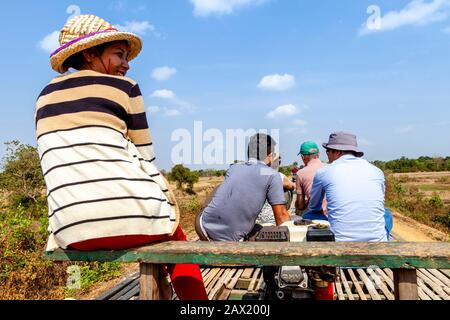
[196,134,291,241]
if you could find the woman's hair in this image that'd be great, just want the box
[62,41,127,71]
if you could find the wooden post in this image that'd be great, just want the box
[139,263,160,300]
[393,269,418,300]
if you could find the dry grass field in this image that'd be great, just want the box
[391,171,450,205]
[169,176,224,238]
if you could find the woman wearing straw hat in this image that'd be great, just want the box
[35,15,207,300]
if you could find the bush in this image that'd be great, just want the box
[168,164,199,194]
[0,140,124,299]
[0,141,45,207]
[432,212,450,229]
[374,156,450,173]
[427,194,444,209]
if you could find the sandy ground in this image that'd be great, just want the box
[391,210,449,242]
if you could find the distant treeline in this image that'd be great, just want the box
[372,156,450,173]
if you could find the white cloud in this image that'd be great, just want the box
[258,74,296,91]
[190,0,268,17]
[152,66,177,81]
[266,104,299,119]
[116,20,155,35]
[150,90,196,113]
[38,31,60,53]
[147,106,161,114]
[396,125,416,133]
[151,89,176,99]
[359,0,450,36]
[146,106,182,117]
[164,109,182,117]
[293,119,307,126]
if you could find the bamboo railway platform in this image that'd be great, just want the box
[96,267,450,301]
[46,241,450,300]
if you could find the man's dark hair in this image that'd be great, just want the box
[247,133,276,161]
[327,148,358,157]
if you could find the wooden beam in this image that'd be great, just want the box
[339,269,355,300]
[393,269,418,300]
[139,263,160,300]
[357,268,382,300]
[347,269,367,300]
[44,242,450,269]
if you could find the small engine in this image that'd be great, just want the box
[254,218,336,300]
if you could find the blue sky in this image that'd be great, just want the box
[0,0,449,170]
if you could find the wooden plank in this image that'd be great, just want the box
[428,269,450,288]
[204,268,221,287]
[139,263,159,300]
[235,278,252,290]
[339,269,355,301]
[227,269,245,290]
[357,269,382,300]
[209,269,231,300]
[419,269,450,296]
[118,285,140,300]
[347,269,367,300]
[366,268,394,300]
[221,268,238,289]
[417,278,441,300]
[110,278,139,300]
[216,284,232,301]
[375,268,395,291]
[418,287,432,300]
[384,268,394,279]
[96,273,139,300]
[393,269,418,300]
[440,269,450,278]
[241,268,254,279]
[416,269,450,299]
[206,268,225,292]
[201,268,211,279]
[248,268,261,291]
[44,242,450,269]
[334,280,345,300]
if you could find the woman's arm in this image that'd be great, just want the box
[127,83,156,161]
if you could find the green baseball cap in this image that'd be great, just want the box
[298,141,319,156]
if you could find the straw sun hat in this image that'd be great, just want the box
[50,15,142,74]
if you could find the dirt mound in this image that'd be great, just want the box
[391,211,449,242]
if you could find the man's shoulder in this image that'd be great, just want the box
[368,162,385,177]
[314,165,329,178]
[229,162,278,179]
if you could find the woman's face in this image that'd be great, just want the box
[83,41,130,76]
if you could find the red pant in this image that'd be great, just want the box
[69,226,208,300]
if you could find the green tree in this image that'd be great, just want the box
[168,164,199,193]
[185,171,199,195]
[0,141,45,206]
